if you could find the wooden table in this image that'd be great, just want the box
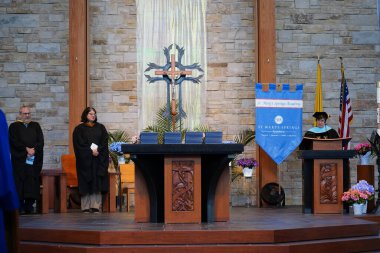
[40,169,66,214]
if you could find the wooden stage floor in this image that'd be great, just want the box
[19,206,380,253]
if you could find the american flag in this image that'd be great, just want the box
[338,62,353,140]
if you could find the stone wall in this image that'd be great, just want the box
[0,0,379,206]
[0,1,69,166]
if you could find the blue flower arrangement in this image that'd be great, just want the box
[352,180,375,200]
[109,141,127,154]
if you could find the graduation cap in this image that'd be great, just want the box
[312,112,329,121]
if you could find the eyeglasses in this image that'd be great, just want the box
[21,112,31,115]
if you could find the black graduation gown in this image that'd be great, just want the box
[72,122,109,195]
[304,128,339,139]
[8,121,44,199]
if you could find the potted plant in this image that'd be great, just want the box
[230,129,256,182]
[108,130,130,211]
[108,130,131,169]
[351,180,375,213]
[341,180,374,215]
[354,142,373,165]
[236,157,258,178]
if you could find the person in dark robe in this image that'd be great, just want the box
[304,111,339,139]
[73,107,109,213]
[8,105,44,215]
[0,110,19,253]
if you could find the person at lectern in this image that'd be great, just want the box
[73,107,109,213]
[304,112,339,139]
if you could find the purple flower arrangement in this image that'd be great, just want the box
[236,158,258,169]
[352,180,375,200]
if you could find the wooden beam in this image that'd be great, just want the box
[256,0,276,82]
[255,0,278,207]
[69,0,89,154]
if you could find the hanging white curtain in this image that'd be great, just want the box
[136,0,207,130]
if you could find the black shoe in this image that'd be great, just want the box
[90,208,100,213]
[82,209,90,213]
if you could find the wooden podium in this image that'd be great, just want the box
[121,144,244,223]
[299,138,355,214]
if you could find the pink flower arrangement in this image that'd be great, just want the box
[354,142,372,156]
[341,180,375,205]
[341,189,368,205]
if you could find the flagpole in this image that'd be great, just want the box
[314,56,323,126]
[338,57,353,149]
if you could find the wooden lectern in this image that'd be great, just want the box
[299,137,355,214]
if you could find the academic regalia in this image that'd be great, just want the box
[73,122,109,195]
[8,119,44,204]
[0,110,19,253]
[304,125,339,139]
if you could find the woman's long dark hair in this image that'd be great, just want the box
[80,107,97,123]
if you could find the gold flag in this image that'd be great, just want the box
[314,60,323,126]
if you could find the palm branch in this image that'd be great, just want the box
[144,103,185,143]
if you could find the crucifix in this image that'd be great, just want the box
[145,44,204,131]
[154,54,192,131]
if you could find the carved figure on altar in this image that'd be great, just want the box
[304,112,339,139]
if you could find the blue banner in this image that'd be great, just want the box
[255,83,303,164]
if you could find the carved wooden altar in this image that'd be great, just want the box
[122,143,244,223]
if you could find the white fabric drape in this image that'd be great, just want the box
[136,0,207,130]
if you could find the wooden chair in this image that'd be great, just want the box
[120,163,135,212]
[61,154,117,212]
[61,154,79,211]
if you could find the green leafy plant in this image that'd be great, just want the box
[144,104,214,143]
[144,104,183,143]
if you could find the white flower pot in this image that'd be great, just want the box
[353,203,364,215]
[359,152,371,165]
[118,155,126,165]
[242,167,253,178]
[362,201,367,214]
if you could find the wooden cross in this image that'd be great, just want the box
[155,54,193,82]
[154,54,193,131]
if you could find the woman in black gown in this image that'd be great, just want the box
[73,107,109,213]
[304,112,339,139]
